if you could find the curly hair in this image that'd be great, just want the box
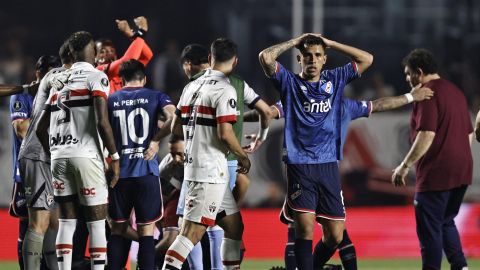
[402,48,438,75]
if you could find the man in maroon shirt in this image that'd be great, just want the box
[392,48,473,270]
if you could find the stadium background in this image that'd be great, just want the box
[1,0,480,267]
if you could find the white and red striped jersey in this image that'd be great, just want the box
[176,68,237,183]
[44,62,110,160]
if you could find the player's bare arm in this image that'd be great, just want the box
[243,99,273,153]
[144,104,176,160]
[12,119,30,139]
[244,105,280,122]
[171,114,184,139]
[372,85,434,113]
[391,131,435,187]
[0,83,38,97]
[93,96,120,187]
[475,110,480,142]
[258,34,307,77]
[218,122,251,174]
[314,35,373,74]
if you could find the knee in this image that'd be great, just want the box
[295,222,314,240]
[110,222,128,235]
[323,225,344,247]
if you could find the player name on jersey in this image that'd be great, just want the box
[113,98,149,107]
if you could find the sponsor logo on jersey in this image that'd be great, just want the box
[303,99,332,113]
[50,133,79,146]
[80,188,96,196]
[53,181,65,191]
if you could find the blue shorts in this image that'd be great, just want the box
[108,174,163,225]
[9,182,28,218]
[285,162,345,221]
[227,160,237,190]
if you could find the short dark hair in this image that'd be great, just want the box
[296,35,326,53]
[59,39,73,65]
[210,38,237,63]
[180,44,209,65]
[35,55,61,76]
[119,59,146,82]
[68,31,93,54]
[402,48,438,75]
[169,134,184,144]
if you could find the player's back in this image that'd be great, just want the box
[45,62,109,160]
[108,87,168,178]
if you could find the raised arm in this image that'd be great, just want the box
[372,86,434,113]
[144,104,176,160]
[258,35,307,77]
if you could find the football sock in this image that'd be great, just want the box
[221,238,241,270]
[56,219,77,270]
[186,242,203,270]
[207,226,224,269]
[294,239,313,270]
[285,226,297,270]
[313,239,337,269]
[86,220,107,270]
[339,230,357,270]
[138,236,155,270]
[43,227,58,270]
[22,229,44,270]
[163,235,194,270]
[107,234,131,269]
[18,219,28,270]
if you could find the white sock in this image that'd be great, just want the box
[56,219,77,270]
[86,220,107,270]
[221,238,241,270]
[163,235,194,270]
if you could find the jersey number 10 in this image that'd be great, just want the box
[113,108,150,146]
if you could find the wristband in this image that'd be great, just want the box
[110,152,120,161]
[22,84,29,94]
[132,29,147,39]
[404,93,414,103]
[257,127,269,141]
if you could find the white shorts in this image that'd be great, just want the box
[51,157,108,206]
[183,180,239,226]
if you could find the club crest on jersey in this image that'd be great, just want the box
[322,81,333,94]
[208,202,217,213]
[228,98,237,109]
[300,85,308,94]
[13,101,23,111]
[101,78,109,87]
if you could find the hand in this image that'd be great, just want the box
[134,16,148,31]
[293,33,314,47]
[144,141,159,160]
[107,159,120,188]
[236,155,251,174]
[411,84,434,102]
[242,134,265,153]
[391,163,409,187]
[116,19,134,38]
[313,34,334,48]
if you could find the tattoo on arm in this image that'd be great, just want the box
[259,40,296,76]
[371,95,408,113]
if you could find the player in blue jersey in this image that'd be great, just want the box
[259,33,373,270]
[107,59,176,270]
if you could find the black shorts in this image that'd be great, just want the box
[9,182,28,218]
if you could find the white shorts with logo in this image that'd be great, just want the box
[183,180,239,226]
[51,157,108,206]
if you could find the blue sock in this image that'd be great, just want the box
[285,227,297,270]
[18,219,28,270]
[339,230,357,270]
[138,236,155,270]
[294,239,312,270]
[107,234,131,269]
[200,234,211,270]
[313,239,337,269]
[207,229,224,270]
[186,242,203,270]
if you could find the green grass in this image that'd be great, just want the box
[2,259,480,269]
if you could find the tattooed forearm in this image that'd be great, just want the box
[259,39,297,76]
[371,95,409,113]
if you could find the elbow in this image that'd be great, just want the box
[258,51,270,66]
[364,53,374,68]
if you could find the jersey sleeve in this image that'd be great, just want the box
[414,97,438,132]
[273,100,284,119]
[270,62,294,94]
[214,86,237,124]
[10,94,31,121]
[88,72,110,99]
[157,92,174,109]
[243,82,260,109]
[343,98,371,120]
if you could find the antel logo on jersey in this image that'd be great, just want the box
[50,133,79,146]
[80,188,96,196]
[303,99,332,113]
[53,181,65,191]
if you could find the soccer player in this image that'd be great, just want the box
[164,38,250,270]
[96,16,153,94]
[259,33,373,270]
[180,43,272,267]
[106,59,176,269]
[36,31,120,270]
[391,49,473,270]
[9,54,62,270]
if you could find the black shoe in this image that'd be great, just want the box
[323,264,342,270]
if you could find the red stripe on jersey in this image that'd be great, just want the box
[56,244,73,249]
[92,90,107,100]
[70,89,90,96]
[180,105,215,115]
[200,216,216,226]
[89,247,107,253]
[217,115,236,124]
[51,93,58,103]
[166,250,186,262]
[351,61,358,73]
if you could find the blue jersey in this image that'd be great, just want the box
[271,62,360,164]
[10,93,34,183]
[108,87,173,178]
